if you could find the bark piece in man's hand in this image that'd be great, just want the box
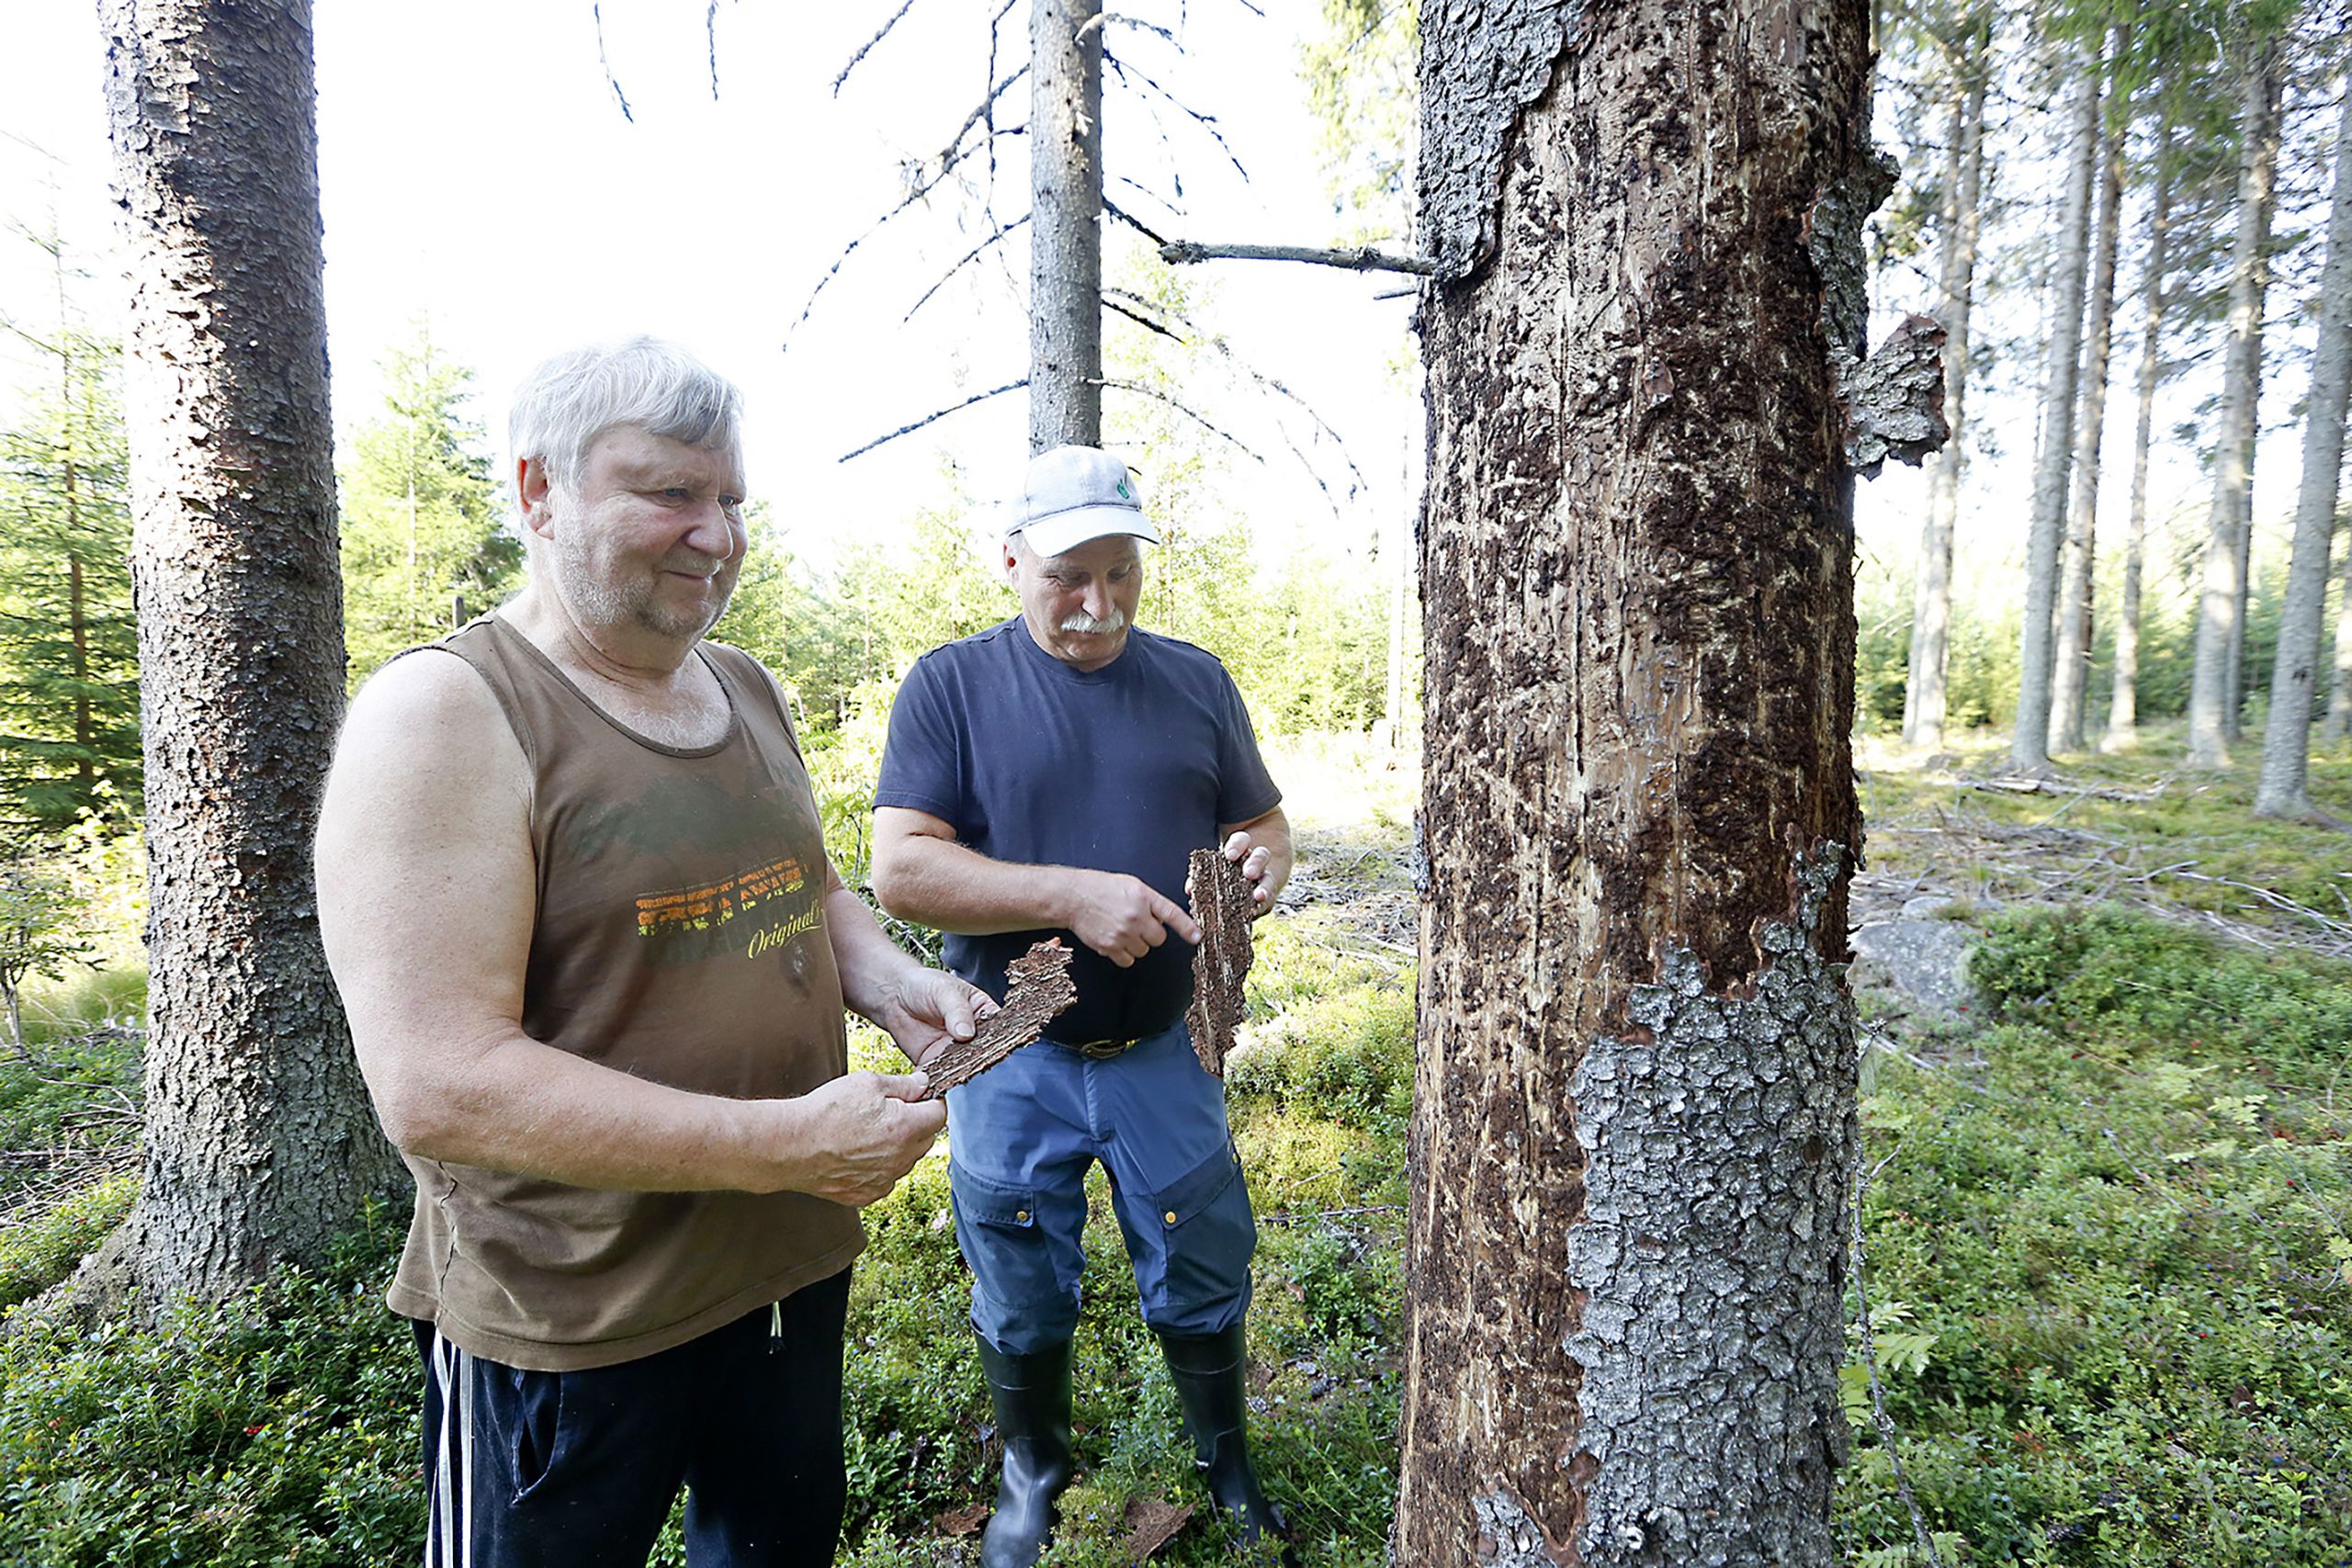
[916,939,1077,1100]
[1185,848,1254,1077]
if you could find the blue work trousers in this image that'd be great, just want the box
[945,1020,1256,1356]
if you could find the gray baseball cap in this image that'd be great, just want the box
[1009,445,1161,557]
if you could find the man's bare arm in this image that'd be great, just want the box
[820,862,995,1067]
[316,651,942,1206]
[869,805,1201,968]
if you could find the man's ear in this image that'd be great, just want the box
[516,457,556,541]
[1000,536,1024,583]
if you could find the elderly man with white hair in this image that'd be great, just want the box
[316,336,990,1567]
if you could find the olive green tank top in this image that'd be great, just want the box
[384,615,865,1371]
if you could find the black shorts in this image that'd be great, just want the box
[415,1269,851,1568]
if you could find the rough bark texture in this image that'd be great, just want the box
[2254,82,2352,819]
[1183,849,1252,1077]
[1839,315,1945,478]
[2011,59,2100,774]
[98,0,398,1303]
[2188,41,2280,769]
[1903,17,1988,752]
[917,939,1076,1099]
[2051,42,2127,757]
[2104,111,2175,753]
[1028,0,1103,452]
[1400,4,1868,1562]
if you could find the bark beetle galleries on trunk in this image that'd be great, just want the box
[1402,4,1867,1564]
[101,0,397,1303]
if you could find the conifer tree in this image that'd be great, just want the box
[0,323,139,838]
[336,321,518,684]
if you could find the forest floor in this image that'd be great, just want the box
[0,728,2347,1565]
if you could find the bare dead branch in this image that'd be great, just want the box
[1102,197,1170,247]
[593,2,635,122]
[1091,377,1262,462]
[1104,297,1182,343]
[1106,13,1179,45]
[1103,288,1369,502]
[1113,173,1186,221]
[1159,239,1442,276]
[1102,51,1248,180]
[833,0,920,97]
[783,118,1028,352]
[903,214,1032,323]
[839,379,1029,464]
[705,0,722,98]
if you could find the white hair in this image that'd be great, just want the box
[508,336,743,493]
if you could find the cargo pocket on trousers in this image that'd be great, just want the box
[948,1163,1058,1314]
[1141,1142,1256,1312]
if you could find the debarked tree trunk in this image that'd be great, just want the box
[1400,2,1871,1562]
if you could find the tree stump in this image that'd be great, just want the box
[917,938,1076,1100]
[1185,848,1253,1076]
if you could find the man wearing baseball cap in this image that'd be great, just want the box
[870,445,1295,1564]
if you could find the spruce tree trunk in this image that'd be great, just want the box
[1028,0,1103,452]
[2012,56,2100,773]
[1903,12,1988,753]
[2105,111,2176,752]
[1400,3,1870,1560]
[2050,35,2127,756]
[2187,39,2280,768]
[2253,82,2352,818]
[99,0,397,1303]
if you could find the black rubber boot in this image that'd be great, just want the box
[1156,1325,1295,1560]
[976,1336,1075,1568]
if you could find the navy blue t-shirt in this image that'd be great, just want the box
[875,617,1282,1043]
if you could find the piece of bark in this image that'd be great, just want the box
[1185,848,1254,1077]
[1122,1496,1194,1560]
[916,939,1076,1100]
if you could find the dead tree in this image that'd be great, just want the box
[94,0,398,1304]
[1028,0,1104,449]
[1396,1,1930,1559]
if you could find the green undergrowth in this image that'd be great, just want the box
[1838,906,2352,1565]
[0,890,1414,1566]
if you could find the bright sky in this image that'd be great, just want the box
[3,0,1419,573]
[3,5,2330,624]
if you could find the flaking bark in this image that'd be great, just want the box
[96,0,397,1306]
[1400,4,1868,1562]
[1183,848,1251,1077]
[918,939,1076,1099]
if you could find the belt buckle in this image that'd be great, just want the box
[1070,1036,1136,1060]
